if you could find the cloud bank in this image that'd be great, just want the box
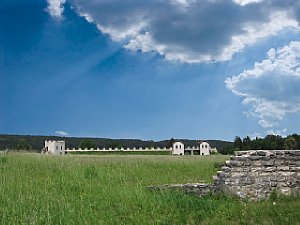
[46,0,66,19]
[67,0,300,62]
[225,41,300,131]
[55,130,69,136]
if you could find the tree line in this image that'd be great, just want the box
[222,134,300,154]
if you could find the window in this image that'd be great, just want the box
[61,146,62,150]
[176,145,178,149]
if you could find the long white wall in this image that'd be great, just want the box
[46,140,214,156]
[65,147,172,152]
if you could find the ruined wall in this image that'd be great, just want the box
[213,150,300,200]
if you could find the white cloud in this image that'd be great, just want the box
[248,132,263,139]
[46,0,66,19]
[266,128,287,137]
[71,0,300,63]
[258,119,278,128]
[226,41,300,129]
[233,0,264,6]
[55,131,69,136]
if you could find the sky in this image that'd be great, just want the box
[1,0,300,141]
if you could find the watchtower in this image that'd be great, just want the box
[44,140,65,154]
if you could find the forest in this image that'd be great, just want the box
[221,134,300,154]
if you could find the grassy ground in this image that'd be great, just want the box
[0,154,300,225]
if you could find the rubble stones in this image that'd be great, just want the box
[149,150,300,201]
[214,150,300,200]
[148,183,213,197]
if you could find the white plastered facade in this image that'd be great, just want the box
[172,141,185,155]
[172,141,211,155]
[44,140,65,154]
[200,141,210,155]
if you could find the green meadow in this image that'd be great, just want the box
[0,153,300,225]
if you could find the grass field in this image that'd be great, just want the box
[0,154,300,225]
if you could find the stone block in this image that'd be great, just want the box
[252,161,263,166]
[225,160,231,166]
[243,177,254,185]
[217,171,226,178]
[262,160,274,166]
[231,172,246,178]
[250,167,263,173]
[265,167,276,172]
[274,150,285,155]
[257,150,269,156]
[275,155,287,160]
[230,160,244,167]
[280,171,295,177]
[289,151,300,156]
[250,156,260,160]
[289,156,300,161]
[277,166,290,171]
[230,167,244,173]
[274,160,285,166]
[243,161,252,166]
[221,166,231,172]
[289,166,300,171]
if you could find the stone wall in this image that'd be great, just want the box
[150,150,300,201]
[149,183,213,197]
[213,150,300,200]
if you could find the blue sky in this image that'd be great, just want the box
[1,0,300,141]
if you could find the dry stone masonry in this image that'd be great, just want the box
[214,150,300,200]
[150,150,300,201]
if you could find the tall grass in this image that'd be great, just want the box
[0,154,300,224]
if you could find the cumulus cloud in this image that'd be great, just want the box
[266,128,287,137]
[46,0,66,19]
[233,0,264,5]
[70,0,300,62]
[225,41,300,129]
[55,130,69,136]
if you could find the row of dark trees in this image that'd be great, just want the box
[222,134,300,154]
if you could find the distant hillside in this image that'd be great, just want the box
[0,134,233,153]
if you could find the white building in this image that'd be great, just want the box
[172,141,211,156]
[44,140,65,155]
[200,141,210,155]
[172,141,185,155]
